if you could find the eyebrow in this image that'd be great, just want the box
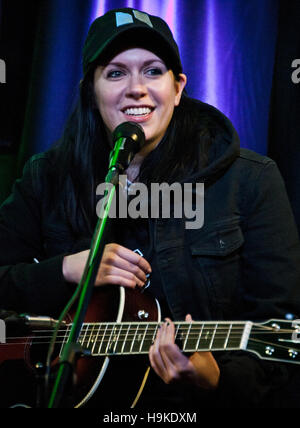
[106,59,165,68]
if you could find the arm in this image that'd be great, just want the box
[0,158,151,317]
[149,160,300,407]
[214,159,300,406]
[0,159,73,316]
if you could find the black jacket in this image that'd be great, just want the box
[1,101,300,407]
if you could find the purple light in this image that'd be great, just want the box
[204,0,217,107]
[92,0,106,21]
[92,0,177,38]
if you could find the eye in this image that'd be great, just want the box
[145,67,163,76]
[106,69,125,79]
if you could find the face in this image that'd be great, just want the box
[93,48,187,154]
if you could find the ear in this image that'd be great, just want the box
[174,73,187,106]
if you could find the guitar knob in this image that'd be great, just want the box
[265,346,275,355]
[288,349,298,359]
[138,310,149,320]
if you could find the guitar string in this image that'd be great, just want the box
[3,322,281,339]
[4,328,292,342]
[4,327,299,349]
[2,337,298,356]
[4,324,297,340]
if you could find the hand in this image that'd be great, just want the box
[149,314,220,390]
[62,243,151,288]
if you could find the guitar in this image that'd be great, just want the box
[1,285,300,408]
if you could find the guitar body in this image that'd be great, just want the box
[0,286,160,408]
[2,286,299,408]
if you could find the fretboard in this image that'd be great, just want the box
[59,321,252,356]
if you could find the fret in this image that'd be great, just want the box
[121,324,132,354]
[223,323,232,349]
[141,323,157,353]
[182,323,192,351]
[92,323,102,354]
[211,323,230,349]
[112,324,123,354]
[176,323,184,344]
[80,324,89,349]
[139,323,149,353]
[130,324,147,353]
[129,325,139,353]
[183,324,201,352]
[226,323,246,349]
[209,323,218,349]
[197,324,215,350]
[86,324,96,351]
[97,323,109,354]
[60,324,71,356]
[105,324,116,353]
[195,323,204,350]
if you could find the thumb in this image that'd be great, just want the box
[185,314,193,322]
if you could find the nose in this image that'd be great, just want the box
[126,73,147,100]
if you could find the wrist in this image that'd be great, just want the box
[62,255,72,283]
[190,352,220,390]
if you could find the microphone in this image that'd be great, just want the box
[111,122,145,171]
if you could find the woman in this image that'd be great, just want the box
[0,7,300,408]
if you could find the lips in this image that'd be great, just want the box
[122,105,155,118]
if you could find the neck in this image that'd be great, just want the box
[125,153,144,182]
[125,138,162,181]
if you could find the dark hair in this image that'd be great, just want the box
[51,68,221,237]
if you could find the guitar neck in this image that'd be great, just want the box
[67,321,252,356]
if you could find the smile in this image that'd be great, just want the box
[123,107,154,116]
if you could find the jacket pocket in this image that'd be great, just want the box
[190,219,244,258]
[188,219,244,318]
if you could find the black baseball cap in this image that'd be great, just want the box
[82,8,183,76]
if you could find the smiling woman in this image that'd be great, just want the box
[93,48,186,158]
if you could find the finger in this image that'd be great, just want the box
[102,259,147,285]
[102,252,149,284]
[108,244,152,274]
[159,320,187,368]
[104,246,151,282]
[149,327,168,379]
[154,321,185,381]
[97,264,146,288]
[150,323,177,373]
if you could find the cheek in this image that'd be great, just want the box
[95,90,117,130]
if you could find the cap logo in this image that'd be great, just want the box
[133,10,153,27]
[115,12,133,27]
[115,10,153,28]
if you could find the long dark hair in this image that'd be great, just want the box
[51,67,222,238]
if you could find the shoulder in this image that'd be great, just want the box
[238,148,275,166]
[27,150,56,170]
[232,149,288,209]
[21,150,58,199]
[232,148,278,180]
[24,149,59,180]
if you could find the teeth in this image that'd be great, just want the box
[124,107,152,116]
